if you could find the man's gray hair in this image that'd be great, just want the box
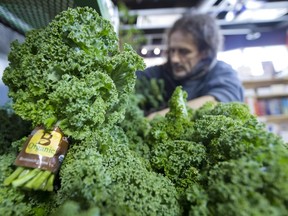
[167,12,223,60]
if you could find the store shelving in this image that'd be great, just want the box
[243,77,288,119]
[243,76,288,141]
[242,77,288,89]
[258,115,288,123]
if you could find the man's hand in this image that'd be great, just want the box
[146,95,217,120]
[146,108,169,120]
[187,95,217,110]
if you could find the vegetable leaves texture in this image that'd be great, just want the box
[3,7,145,140]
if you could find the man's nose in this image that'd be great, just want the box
[170,52,180,63]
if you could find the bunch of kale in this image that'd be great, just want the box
[2,6,144,140]
[146,86,288,216]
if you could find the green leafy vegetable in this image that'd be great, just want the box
[135,77,166,115]
[3,6,145,140]
[146,89,288,215]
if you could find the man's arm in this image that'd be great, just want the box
[146,95,217,119]
[187,95,217,109]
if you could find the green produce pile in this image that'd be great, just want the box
[1,6,288,216]
[1,5,144,196]
[135,76,167,115]
[2,7,144,140]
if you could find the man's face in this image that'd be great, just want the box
[168,31,204,79]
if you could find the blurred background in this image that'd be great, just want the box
[0,0,288,140]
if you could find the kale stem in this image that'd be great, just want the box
[3,166,25,186]
[11,168,41,187]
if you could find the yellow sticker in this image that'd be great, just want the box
[25,128,62,157]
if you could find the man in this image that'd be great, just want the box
[137,12,244,118]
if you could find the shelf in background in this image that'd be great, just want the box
[242,77,288,89]
[258,114,288,123]
[255,93,288,99]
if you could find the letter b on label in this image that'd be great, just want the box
[39,133,53,146]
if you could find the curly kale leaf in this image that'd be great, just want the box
[100,126,181,216]
[191,102,283,164]
[166,86,189,119]
[135,77,167,115]
[185,102,288,215]
[194,102,259,125]
[148,86,194,143]
[56,138,111,209]
[119,94,151,160]
[56,126,181,216]
[48,71,118,139]
[206,152,288,216]
[145,92,288,215]
[3,7,145,140]
[53,201,100,216]
[150,140,206,186]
